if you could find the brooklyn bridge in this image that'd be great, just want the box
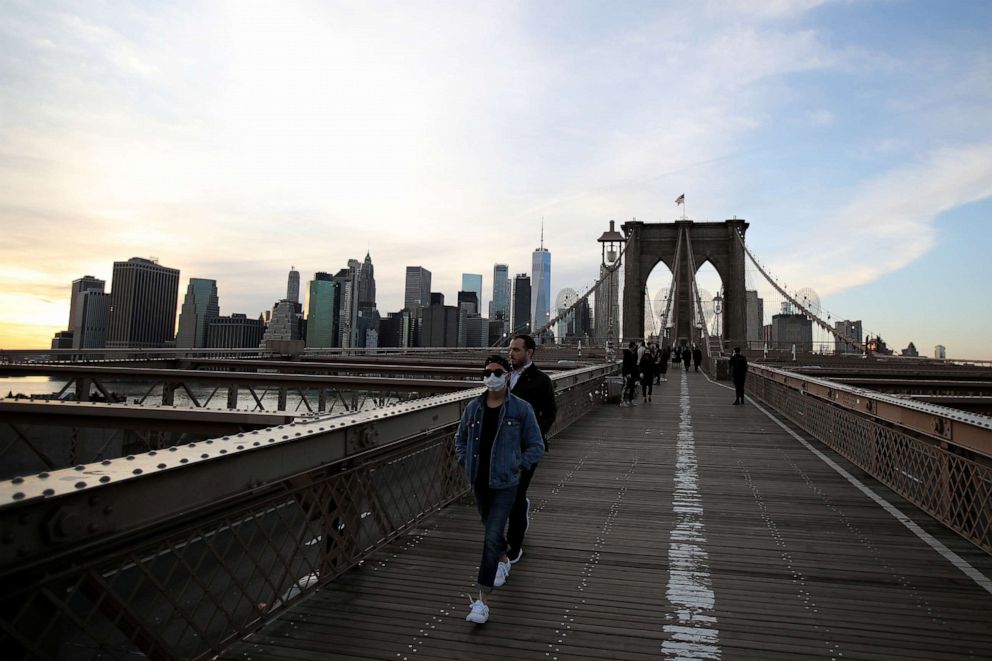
[2,220,990,660]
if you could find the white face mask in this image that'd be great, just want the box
[483,373,507,391]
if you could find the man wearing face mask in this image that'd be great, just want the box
[456,354,544,625]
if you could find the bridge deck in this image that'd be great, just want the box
[221,370,992,660]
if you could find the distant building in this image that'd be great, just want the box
[770,313,812,352]
[71,290,110,349]
[286,267,300,304]
[531,242,551,334]
[460,314,488,347]
[901,342,919,357]
[404,266,431,309]
[512,274,531,336]
[421,296,458,347]
[176,278,220,348]
[462,274,483,311]
[489,264,510,323]
[50,331,74,349]
[207,314,264,348]
[305,273,340,348]
[745,290,763,347]
[457,290,479,315]
[68,276,105,336]
[833,320,863,355]
[261,300,303,347]
[935,344,946,360]
[106,257,180,348]
[866,336,893,355]
[378,311,412,348]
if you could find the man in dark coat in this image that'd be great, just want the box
[621,341,639,406]
[682,344,692,371]
[506,334,557,564]
[692,346,703,372]
[658,344,671,382]
[730,346,748,404]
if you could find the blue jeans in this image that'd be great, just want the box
[474,483,518,593]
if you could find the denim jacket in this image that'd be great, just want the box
[454,392,545,490]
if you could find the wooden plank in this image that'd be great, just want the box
[220,371,992,659]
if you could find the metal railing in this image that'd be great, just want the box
[0,364,615,660]
[747,363,992,554]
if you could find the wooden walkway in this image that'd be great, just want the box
[221,370,992,660]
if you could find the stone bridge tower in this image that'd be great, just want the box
[621,219,749,348]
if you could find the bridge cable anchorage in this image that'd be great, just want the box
[529,228,632,342]
[734,230,868,353]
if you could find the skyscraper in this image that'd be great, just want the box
[68,276,105,336]
[404,266,431,309]
[306,272,340,348]
[531,228,551,334]
[512,273,531,336]
[176,278,220,348]
[71,290,110,349]
[357,252,376,308]
[833,320,863,355]
[287,267,300,304]
[745,290,764,347]
[106,257,180,348]
[461,273,483,311]
[490,264,510,321]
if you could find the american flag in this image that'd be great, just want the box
[675,194,685,205]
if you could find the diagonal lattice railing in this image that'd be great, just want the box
[747,363,992,554]
[0,364,616,660]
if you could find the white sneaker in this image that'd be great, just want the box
[466,598,489,624]
[494,560,510,587]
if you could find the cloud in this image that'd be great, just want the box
[768,142,992,295]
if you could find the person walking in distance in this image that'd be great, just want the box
[692,345,703,372]
[456,354,544,624]
[506,334,557,566]
[621,341,639,406]
[639,345,656,402]
[730,346,748,405]
[658,344,671,383]
[682,344,692,372]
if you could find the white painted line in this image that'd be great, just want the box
[747,396,992,596]
[663,370,721,659]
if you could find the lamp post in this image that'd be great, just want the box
[597,220,626,358]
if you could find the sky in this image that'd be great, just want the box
[1,0,991,358]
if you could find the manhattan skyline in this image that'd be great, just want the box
[1,2,991,358]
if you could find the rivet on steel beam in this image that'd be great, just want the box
[75,465,85,471]
[220,449,227,454]
[132,469,143,475]
[157,463,166,469]
[201,454,209,459]
[149,450,157,456]
[43,488,55,496]
[206,440,213,444]
[39,472,49,479]
[126,455,135,461]
[169,447,177,452]
[12,492,25,500]
[180,458,189,464]
[11,476,23,484]
[282,435,288,439]
[253,442,260,446]
[100,476,110,484]
[75,482,86,489]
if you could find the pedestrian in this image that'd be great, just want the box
[639,346,655,402]
[506,334,557,566]
[456,354,545,624]
[621,341,639,406]
[672,345,681,367]
[730,346,748,405]
[692,345,702,372]
[682,344,691,372]
[658,344,671,382]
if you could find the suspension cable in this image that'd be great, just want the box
[733,229,865,352]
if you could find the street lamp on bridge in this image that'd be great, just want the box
[598,220,627,355]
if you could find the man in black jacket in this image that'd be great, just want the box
[730,346,748,404]
[505,334,557,564]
